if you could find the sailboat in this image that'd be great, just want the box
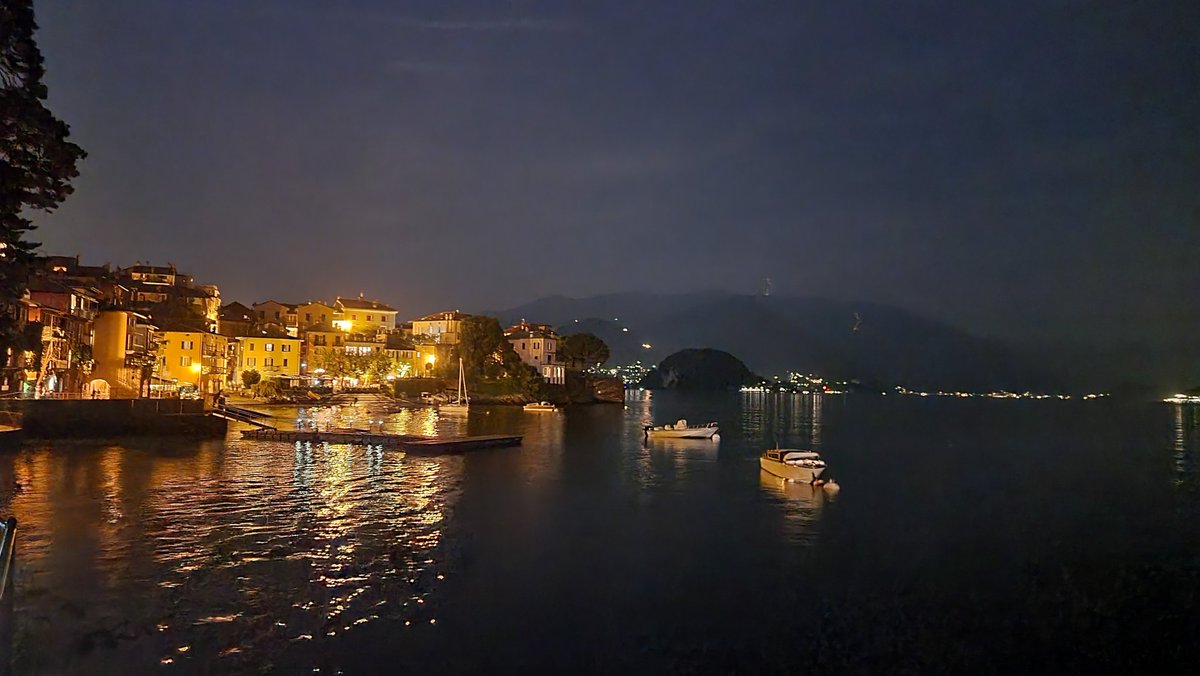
[439,358,470,414]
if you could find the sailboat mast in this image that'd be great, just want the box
[458,357,466,404]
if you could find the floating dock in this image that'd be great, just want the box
[238,428,522,454]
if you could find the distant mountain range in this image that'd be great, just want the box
[490,292,1195,393]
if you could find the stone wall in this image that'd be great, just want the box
[0,399,226,438]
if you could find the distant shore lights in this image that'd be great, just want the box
[1164,393,1200,404]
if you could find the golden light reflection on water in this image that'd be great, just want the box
[1172,404,1198,488]
[637,437,720,490]
[741,392,824,449]
[0,404,465,673]
[759,470,827,544]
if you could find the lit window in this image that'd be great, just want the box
[179,356,189,367]
[265,357,274,367]
[265,343,274,352]
[282,344,291,352]
[248,357,256,367]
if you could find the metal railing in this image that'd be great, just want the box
[0,517,15,601]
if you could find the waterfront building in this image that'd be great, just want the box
[116,263,221,331]
[24,278,101,396]
[295,301,336,328]
[251,300,298,333]
[505,321,559,369]
[541,364,566,385]
[385,334,419,377]
[217,302,256,337]
[33,255,131,307]
[92,309,159,397]
[344,333,385,356]
[334,295,398,333]
[233,329,302,383]
[301,322,345,375]
[411,310,468,345]
[156,327,229,395]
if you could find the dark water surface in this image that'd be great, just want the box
[1,394,1197,674]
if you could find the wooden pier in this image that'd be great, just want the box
[238,428,522,454]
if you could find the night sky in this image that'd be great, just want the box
[29,1,1199,347]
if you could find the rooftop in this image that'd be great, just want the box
[414,310,468,322]
[337,295,397,312]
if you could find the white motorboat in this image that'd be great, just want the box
[439,358,470,414]
[759,448,827,483]
[644,419,719,439]
[523,401,559,412]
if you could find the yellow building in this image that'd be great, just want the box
[157,329,229,395]
[252,300,298,334]
[92,309,157,397]
[235,335,302,383]
[384,335,420,378]
[334,295,398,334]
[296,301,336,328]
[301,322,344,375]
[411,310,469,345]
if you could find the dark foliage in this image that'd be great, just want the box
[0,0,86,359]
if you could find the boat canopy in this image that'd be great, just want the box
[780,450,821,461]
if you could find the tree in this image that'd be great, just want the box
[254,379,283,400]
[459,315,504,379]
[0,1,87,361]
[241,368,261,388]
[559,333,610,370]
[364,350,396,383]
[311,348,351,379]
[498,341,546,398]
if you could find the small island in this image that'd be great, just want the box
[639,348,761,390]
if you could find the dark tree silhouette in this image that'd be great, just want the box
[1,0,86,359]
[459,315,504,379]
[559,333,610,370]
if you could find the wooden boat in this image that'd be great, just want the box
[523,401,559,412]
[644,419,719,439]
[759,448,827,483]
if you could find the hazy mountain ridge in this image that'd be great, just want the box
[491,292,1052,390]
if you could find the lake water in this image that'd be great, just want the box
[1,393,1197,674]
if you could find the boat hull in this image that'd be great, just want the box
[439,404,469,414]
[646,427,718,439]
[760,456,825,483]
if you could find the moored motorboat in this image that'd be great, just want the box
[523,401,559,412]
[760,448,827,483]
[644,419,719,439]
